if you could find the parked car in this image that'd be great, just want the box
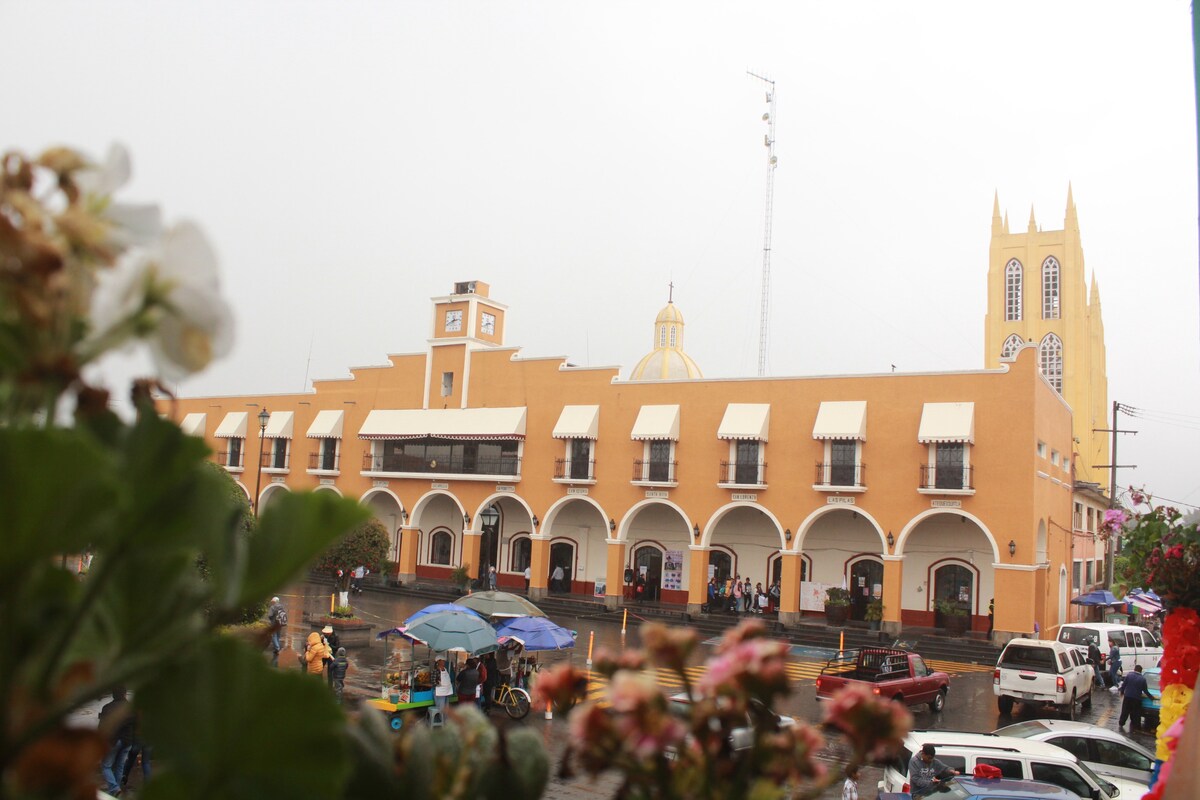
[667,692,796,754]
[1142,667,1161,728]
[993,719,1155,786]
[880,730,1142,800]
[1057,623,1163,673]
[816,647,950,711]
[911,775,1085,800]
[993,638,1093,718]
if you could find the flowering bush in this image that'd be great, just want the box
[538,619,911,800]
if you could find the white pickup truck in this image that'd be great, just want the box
[993,638,1094,719]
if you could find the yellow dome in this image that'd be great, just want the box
[629,300,703,381]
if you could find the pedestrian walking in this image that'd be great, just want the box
[1108,641,1122,688]
[120,714,151,792]
[987,598,995,638]
[99,688,134,797]
[266,595,287,666]
[769,579,781,614]
[481,652,500,712]
[350,564,366,594]
[1118,664,1152,729]
[551,563,565,593]
[488,565,497,591]
[743,579,753,613]
[523,565,531,592]
[331,647,349,704]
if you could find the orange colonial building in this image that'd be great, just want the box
[168,193,1109,645]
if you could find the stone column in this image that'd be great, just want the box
[882,555,904,636]
[397,525,418,586]
[604,538,628,611]
[528,534,551,600]
[777,551,805,626]
[687,545,710,616]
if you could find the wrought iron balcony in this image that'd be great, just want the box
[554,458,595,481]
[632,459,677,484]
[718,460,766,486]
[813,462,866,488]
[216,451,244,469]
[308,451,340,472]
[363,452,521,477]
[919,464,974,491]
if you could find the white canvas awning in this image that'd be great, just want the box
[552,405,600,440]
[264,411,294,439]
[918,402,975,444]
[812,401,868,440]
[630,405,680,441]
[180,412,206,437]
[214,411,248,439]
[306,410,345,439]
[358,407,527,440]
[717,403,770,441]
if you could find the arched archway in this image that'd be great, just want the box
[541,495,609,594]
[1036,519,1048,563]
[931,560,977,626]
[622,501,691,605]
[897,511,997,631]
[848,555,884,622]
[259,483,289,515]
[361,487,405,569]
[632,543,663,602]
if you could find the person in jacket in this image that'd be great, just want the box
[456,658,482,704]
[330,647,350,704]
[732,579,743,613]
[1087,639,1105,686]
[908,744,959,797]
[743,579,753,613]
[266,596,286,666]
[99,687,135,797]
[480,652,500,712]
[1108,641,1122,687]
[1118,664,1153,729]
[304,631,330,676]
[321,625,340,686]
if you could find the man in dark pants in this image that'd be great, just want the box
[1118,664,1152,729]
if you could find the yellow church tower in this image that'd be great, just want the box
[984,187,1109,487]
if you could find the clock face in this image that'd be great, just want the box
[480,312,496,335]
[445,310,462,332]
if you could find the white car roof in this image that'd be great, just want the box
[905,730,1085,759]
[1061,623,1147,631]
[995,719,1154,752]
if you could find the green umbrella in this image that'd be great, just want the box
[454,590,547,619]
[402,610,499,655]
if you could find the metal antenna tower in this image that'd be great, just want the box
[748,71,777,377]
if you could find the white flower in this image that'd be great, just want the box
[88,221,234,380]
[75,142,163,248]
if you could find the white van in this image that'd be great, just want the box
[1057,623,1162,673]
[880,730,1143,800]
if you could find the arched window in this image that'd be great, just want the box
[510,536,531,572]
[658,326,666,347]
[429,530,452,565]
[1042,257,1060,319]
[669,326,677,347]
[1004,259,1023,321]
[1039,333,1063,394]
[1001,334,1023,359]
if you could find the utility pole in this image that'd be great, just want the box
[1094,401,1137,588]
[747,71,777,377]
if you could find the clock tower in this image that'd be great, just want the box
[425,281,508,408]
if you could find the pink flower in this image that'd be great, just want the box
[531,663,588,712]
[591,647,646,679]
[640,623,698,675]
[822,683,912,762]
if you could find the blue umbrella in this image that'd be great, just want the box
[493,616,576,651]
[1070,589,1123,606]
[405,603,483,627]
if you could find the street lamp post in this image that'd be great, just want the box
[254,407,269,517]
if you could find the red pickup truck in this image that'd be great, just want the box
[815,647,950,712]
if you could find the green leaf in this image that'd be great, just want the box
[0,428,118,581]
[138,635,349,799]
[235,491,368,608]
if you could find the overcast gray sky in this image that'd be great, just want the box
[4,1,1198,508]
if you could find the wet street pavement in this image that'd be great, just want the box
[278,582,1156,799]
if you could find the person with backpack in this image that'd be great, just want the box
[266,596,287,666]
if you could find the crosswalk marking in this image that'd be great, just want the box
[580,657,992,704]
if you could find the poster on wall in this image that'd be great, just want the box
[800,581,828,611]
[593,578,606,598]
[661,549,684,591]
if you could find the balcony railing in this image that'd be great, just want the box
[308,451,340,472]
[363,452,521,477]
[718,460,766,486]
[919,464,974,491]
[632,459,677,484]
[216,451,244,469]
[814,462,866,487]
[260,452,289,469]
[554,458,595,481]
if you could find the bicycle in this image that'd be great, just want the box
[489,682,531,719]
